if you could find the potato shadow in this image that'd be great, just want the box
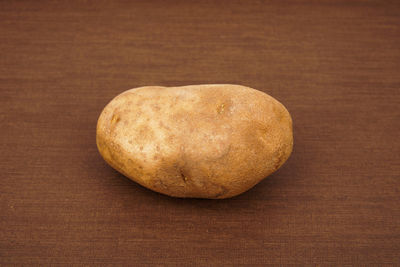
[103,161,291,215]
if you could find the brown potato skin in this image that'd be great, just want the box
[96,84,293,199]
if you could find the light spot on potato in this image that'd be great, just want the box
[111,114,120,124]
[217,103,225,114]
[182,174,188,182]
[179,169,188,182]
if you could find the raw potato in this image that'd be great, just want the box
[96,84,293,199]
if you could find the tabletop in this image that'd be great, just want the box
[1,0,399,265]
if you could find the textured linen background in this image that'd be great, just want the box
[1,0,399,265]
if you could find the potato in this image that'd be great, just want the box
[96,84,293,199]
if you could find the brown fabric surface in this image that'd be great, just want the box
[1,0,399,265]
